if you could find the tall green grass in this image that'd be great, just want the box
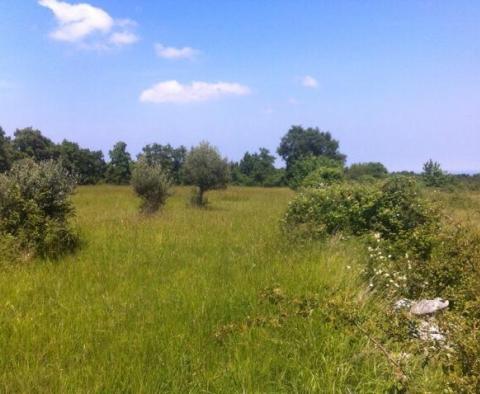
[0,186,440,392]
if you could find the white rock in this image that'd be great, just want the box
[394,298,412,310]
[410,298,449,315]
[416,320,445,341]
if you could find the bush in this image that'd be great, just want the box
[0,159,78,259]
[346,162,388,180]
[301,166,344,188]
[282,183,380,239]
[283,177,437,242]
[288,155,343,189]
[131,158,171,213]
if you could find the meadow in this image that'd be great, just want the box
[3,185,477,392]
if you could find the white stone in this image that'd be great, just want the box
[410,298,449,315]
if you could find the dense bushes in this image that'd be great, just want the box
[300,166,344,188]
[283,177,436,241]
[0,159,78,260]
[131,158,171,213]
[288,156,343,189]
[283,176,480,391]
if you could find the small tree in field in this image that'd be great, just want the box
[182,142,229,206]
[422,159,448,187]
[131,158,171,213]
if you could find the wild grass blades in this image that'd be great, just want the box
[0,186,446,392]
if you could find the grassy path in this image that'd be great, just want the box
[0,186,398,392]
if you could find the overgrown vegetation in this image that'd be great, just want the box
[0,159,78,260]
[283,175,480,392]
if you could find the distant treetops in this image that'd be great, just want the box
[2,123,470,191]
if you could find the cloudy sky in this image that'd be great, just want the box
[1,1,479,172]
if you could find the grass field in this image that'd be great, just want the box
[0,186,451,392]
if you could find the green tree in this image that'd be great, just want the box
[58,140,106,184]
[138,143,186,184]
[277,126,346,172]
[422,159,448,187]
[182,142,229,205]
[12,127,58,161]
[105,141,132,184]
[238,148,276,186]
[0,126,13,172]
[347,162,388,180]
[288,155,343,189]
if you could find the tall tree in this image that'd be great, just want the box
[238,148,276,185]
[138,143,187,184]
[12,127,58,161]
[277,126,346,171]
[58,140,106,184]
[105,141,132,184]
[0,126,13,172]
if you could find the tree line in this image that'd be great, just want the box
[2,124,477,190]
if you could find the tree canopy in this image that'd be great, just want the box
[105,141,132,185]
[12,127,58,162]
[58,140,106,184]
[0,127,13,172]
[138,143,186,184]
[182,142,229,205]
[277,126,346,169]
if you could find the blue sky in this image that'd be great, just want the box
[1,1,479,172]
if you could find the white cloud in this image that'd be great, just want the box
[110,31,138,46]
[155,43,199,60]
[140,80,251,104]
[301,75,318,88]
[38,0,138,49]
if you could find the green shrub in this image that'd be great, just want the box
[0,159,78,259]
[283,177,437,242]
[346,162,388,180]
[288,155,343,189]
[282,183,380,239]
[301,166,344,188]
[131,158,171,213]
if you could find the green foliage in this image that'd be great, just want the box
[0,159,78,259]
[131,158,171,213]
[278,125,346,171]
[263,168,287,187]
[422,159,449,187]
[139,143,186,184]
[288,155,343,189]
[283,183,380,239]
[12,127,58,161]
[0,185,413,392]
[182,142,229,205]
[236,148,277,186]
[283,177,436,242]
[301,166,345,188]
[58,140,106,184]
[347,162,388,180]
[0,126,13,172]
[105,141,132,185]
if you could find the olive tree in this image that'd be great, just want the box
[131,158,171,213]
[182,142,229,206]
